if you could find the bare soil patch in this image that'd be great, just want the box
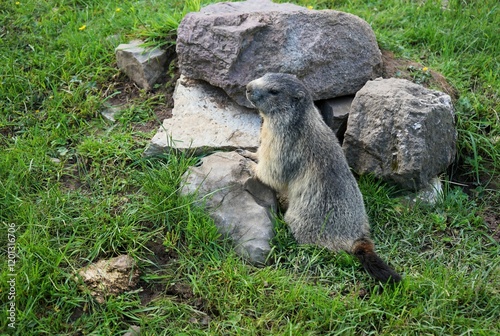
[482,209,500,242]
[138,280,165,306]
[144,235,178,266]
[381,50,458,99]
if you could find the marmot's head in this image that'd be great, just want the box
[246,73,313,119]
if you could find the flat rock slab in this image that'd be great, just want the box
[343,78,456,191]
[177,0,382,108]
[180,151,277,265]
[145,76,261,156]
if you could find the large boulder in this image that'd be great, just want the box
[343,78,456,191]
[180,151,277,265]
[177,0,382,108]
[145,76,261,156]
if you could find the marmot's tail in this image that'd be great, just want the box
[352,238,402,283]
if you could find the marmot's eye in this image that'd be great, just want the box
[269,89,279,95]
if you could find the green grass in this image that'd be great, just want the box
[1,0,499,335]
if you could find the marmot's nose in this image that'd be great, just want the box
[245,83,259,107]
[246,82,255,94]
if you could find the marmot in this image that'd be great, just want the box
[241,73,401,283]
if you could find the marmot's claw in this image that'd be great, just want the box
[239,158,256,175]
[239,158,249,169]
[237,148,258,162]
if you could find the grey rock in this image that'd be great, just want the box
[177,0,382,108]
[101,104,124,122]
[145,76,261,156]
[403,176,444,206]
[180,151,277,265]
[123,325,141,336]
[315,96,353,141]
[343,78,456,191]
[115,40,167,91]
[189,315,211,326]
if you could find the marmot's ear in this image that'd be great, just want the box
[294,90,306,100]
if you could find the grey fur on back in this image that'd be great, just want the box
[246,73,370,253]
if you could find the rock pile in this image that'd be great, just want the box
[114,0,457,265]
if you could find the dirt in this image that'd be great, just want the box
[0,124,14,147]
[380,50,458,99]
[59,169,84,192]
[136,226,216,320]
[164,281,216,323]
[100,71,175,133]
[138,280,165,306]
[482,210,500,242]
[166,282,195,299]
[144,235,178,266]
[59,156,88,192]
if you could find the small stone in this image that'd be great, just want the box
[106,34,121,45]
[123,325,141,336]
[101,104,124,122]
[403,177,444,206]
[315,96,353,141]
[75,255,139,304]
[116,40,168,91]
[189,315,211,326]
[200,315,211,326]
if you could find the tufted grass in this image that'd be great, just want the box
[1,0,499,335]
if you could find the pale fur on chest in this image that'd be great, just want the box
[255,116,288,192]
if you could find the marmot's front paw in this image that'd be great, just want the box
[239,158,257,176]
[236,148,258,162]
